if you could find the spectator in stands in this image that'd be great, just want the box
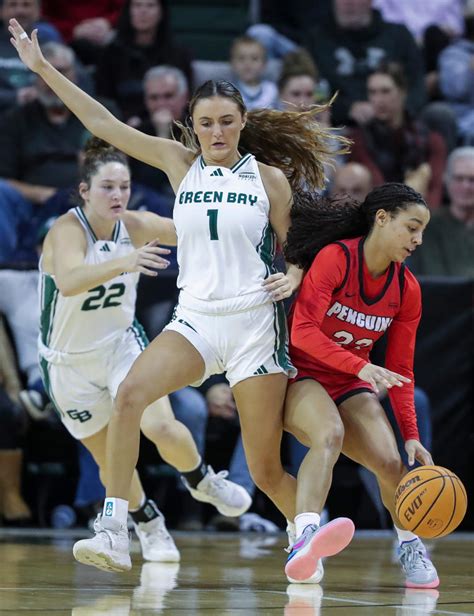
[278,50,344,190]
[408,147,474,277]
[0,317,32,524]
[303,0,426,126]
[0,42,118,265]
[373,0,463,100]
[372,0,464,44]
[229,35,278,111]
[247,0,327,59]
[330,162,373,203]
[41,0,123,65]
[95,0,192,124]
[0,265,50,420]
[0,0,61,113]
[349,63,447,208]
[438,11,474,145]
[128,65,189,195]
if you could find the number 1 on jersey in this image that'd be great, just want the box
[207,209,219,240]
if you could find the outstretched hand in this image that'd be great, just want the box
[124,239,171,277]
[357,363,411,393]
[8,18,45,73]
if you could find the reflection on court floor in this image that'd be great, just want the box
[0,530,473,614]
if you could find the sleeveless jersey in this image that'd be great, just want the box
[173,153,276,313]
[320,237,405,361]
[291,236,407,378]
[39,207,139,354]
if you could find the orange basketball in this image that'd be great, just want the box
[395,465,468,538]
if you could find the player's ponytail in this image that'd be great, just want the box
[284,183,427,270]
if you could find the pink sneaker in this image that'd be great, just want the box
[285,518,355,582]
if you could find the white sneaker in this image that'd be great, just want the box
[285,523,324,584]
[73,514,131,572]
[134,513,180,562]
[397,538,439,588]
[182,466,252,517]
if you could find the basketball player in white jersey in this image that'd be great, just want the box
[38,137,252,569]
[10,19,348,577]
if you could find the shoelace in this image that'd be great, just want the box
[93,515,125,548]
[205,468,231,496]
[400,543,430,572]
[140,518,174,545]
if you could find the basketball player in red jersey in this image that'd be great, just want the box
[283,183,439,588]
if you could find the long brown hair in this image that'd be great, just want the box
[178,80,350,192]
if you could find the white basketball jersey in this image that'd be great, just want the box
[39,207,139,353]
[174,153,276,313]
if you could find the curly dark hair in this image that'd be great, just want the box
[284,182,427,270]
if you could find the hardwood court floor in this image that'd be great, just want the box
[0,529,473,615]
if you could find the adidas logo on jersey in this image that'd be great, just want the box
[99,244,111,252]
[210,168,224,177]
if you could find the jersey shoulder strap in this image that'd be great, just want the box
[333,241,351,293]
[398,263,406,300]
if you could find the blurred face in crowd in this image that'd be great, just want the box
[145,73,188,120]
[37,51,76,109]
[447,157,474,222]
[367,73,406,127]
[334,0,372,29]
[331,163,373,202]
[279,75,316,111]
[1,0,39,32]
[231,41,266,85]
[130,0,162,34]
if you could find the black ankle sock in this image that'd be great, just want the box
[181,461,207,488]
[130,498,160,524]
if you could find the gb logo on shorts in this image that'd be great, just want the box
[66,409,92,423]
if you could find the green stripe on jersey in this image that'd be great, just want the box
[75,207,98,242]
[231,153,252,173]
[256,222,276,276]
[40,274,59,346]
[112,220,121,242]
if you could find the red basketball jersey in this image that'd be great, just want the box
[289,236,422,441]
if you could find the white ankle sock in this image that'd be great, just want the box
[295,512,321,537]
[286,519,296,535]
[103,497,129,525]
[395,525,418,544]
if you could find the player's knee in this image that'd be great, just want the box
[115,378,148,421]
[140,416,174,444]
[248,460,282,496]
[318,421,345,453]
[375,453,404,484]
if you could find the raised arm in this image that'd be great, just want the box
[8,19,192,185]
